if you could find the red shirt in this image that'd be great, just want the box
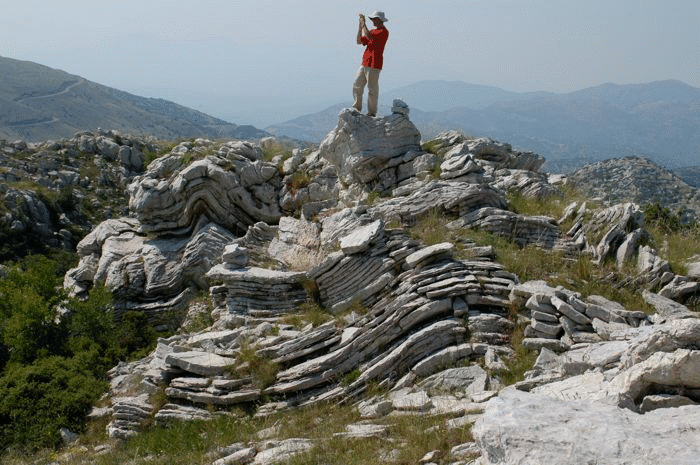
[360,27,389,70]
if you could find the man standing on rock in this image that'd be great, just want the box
[353,10,389,117]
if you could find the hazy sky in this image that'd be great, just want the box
[3,0,699,127]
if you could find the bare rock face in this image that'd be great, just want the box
[368,181,507,225]
[319,101,422,186]
[450,207,561,249]
[207,265,308,317]
[128,144,282,234]
[474,388,700,465]
[65,218,236,321]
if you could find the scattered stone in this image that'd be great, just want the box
[451,442,481,459]
[640,394,697,413]
[212,446,257,465]
[252,438,314,465]
[642,290,698,321]
[335,423,389,438]
[60,428,79,445]
[404,242,454,269]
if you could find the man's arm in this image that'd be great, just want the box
[357,16,369,44]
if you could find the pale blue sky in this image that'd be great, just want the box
[3,0,699,127]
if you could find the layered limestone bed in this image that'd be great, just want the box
[55,101,700,464]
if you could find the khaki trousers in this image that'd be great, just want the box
[352,66,381,116]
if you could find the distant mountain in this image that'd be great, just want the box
[0,56,270,142]
[382,80,553,112]
[675,166,700,188]
[267,80,700,172]
[265,103,349,144]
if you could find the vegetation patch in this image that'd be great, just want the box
[227,342,280,390]
[261,140,295,163]
[642,201,700,276]
[408,208,457,245]
[421,139,444,156]
[288,171,311,194]
[0,255,159,451]
[496,306,538,386]
[280,302,333,330]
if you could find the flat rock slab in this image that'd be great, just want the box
[429,396,482,416]
[390,389,433,411]
[357,397,394,418]
[405,242,454,268]
[419,365,488,395]
[474,389,700,465]
[212,446,257,465]
[206,265,306,285]
[165,387,260,406]
[521,338,567,352]
[165,351,236,376]
[642,290,698,320]
[253,438,314,465]
[339,219,383,254]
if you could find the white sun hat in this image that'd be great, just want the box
[368,10,388,22]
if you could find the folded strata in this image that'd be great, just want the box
[63,102,700,460]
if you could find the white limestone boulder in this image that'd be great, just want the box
[473,388,700,465]
[319,106,421,185]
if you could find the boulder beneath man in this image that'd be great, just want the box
[319,99,423,185]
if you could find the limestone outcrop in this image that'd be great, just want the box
[46,103,700,463]
[0,130,155,255]
[319,100,422,187]
[127,141,282,234]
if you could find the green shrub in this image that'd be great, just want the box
[0,356,106,450]
[0,255,158,452]
[261,140,294,163]
[643,201,685,233]
[366,190,381,205]
[496,316,538,386]
[421,139,443,155]
[0,255,67,366]
[641,201,700,275]
[281,302,333,330]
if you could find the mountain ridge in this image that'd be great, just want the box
[0,56,270,142]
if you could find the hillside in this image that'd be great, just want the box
[267,80,700,172]
[3,102,700,464]
[0,56,270,141]
[569,157,700,220]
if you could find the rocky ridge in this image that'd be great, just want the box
[569,156,700,220]
[6,100,700,464]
